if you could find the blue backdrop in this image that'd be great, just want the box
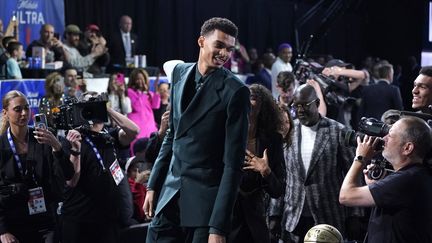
[0,0,64,50]
[0,79,46,124]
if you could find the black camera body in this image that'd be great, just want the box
[343,117,389,150]
[367,158,392,180]
[342,117,392,180]
[52,93,109,130]
[293,59,349,94]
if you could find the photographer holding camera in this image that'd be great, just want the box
[339,116,432,243]
[60,91,140,243]
[0,90,75,243]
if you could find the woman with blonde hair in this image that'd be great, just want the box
[127,68,160,138]
[0,90,76,243]
[39,72,65,127]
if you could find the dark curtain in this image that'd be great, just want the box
[64,0,426,72]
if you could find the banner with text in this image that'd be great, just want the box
[0,0,65,50]
[0,79,45,124]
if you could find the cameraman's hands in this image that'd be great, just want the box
[66,130,82,152]
[322,66,342,77]
[34,127,62,151]
[1,232,19,243]
[356,135,381,161]
[363,164,380,185]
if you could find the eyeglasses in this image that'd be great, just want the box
[290,98,318,111]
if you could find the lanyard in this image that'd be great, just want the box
[7,128,36,183]
[85,136,106,170]
[7,127,25,175]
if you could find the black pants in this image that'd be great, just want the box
[146,197,210,243]
[62,217,119,243]
[9,227,53,243]
[282,216,314,243]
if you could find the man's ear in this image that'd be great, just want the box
[403,142,414,156]
[198,36,205,48]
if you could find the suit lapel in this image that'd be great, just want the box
[305,118,330,180]
[174,64,195,114]
[175,68,224,139]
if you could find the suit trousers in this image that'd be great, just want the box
[282,216,314,243]
[146,195,210,243]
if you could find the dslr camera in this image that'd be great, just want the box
[342,117,392,180]
[51,93,109,130]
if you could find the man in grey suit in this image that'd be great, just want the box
[270,84,357,242]
[143,17,250,243]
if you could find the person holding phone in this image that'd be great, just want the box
[0,90,76,243]
[107,72,132,117]
[26,24,65,63]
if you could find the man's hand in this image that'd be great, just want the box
[143,190,155,219]
[356,135,381,160]
[66,129,82,152]
[0,232,19,243]
[208,233,225,243]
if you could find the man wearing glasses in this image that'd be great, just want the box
[270,84,358,242]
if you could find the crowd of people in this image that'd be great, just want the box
[0,15,431,243]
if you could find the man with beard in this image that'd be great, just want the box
[271,84,357,242]
[62,25,105,78]
[411,66,432,115]
[340,116,432,243]
[144,17,250,243]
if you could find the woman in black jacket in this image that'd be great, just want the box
[229,84,289,243]
[0,90,75,243]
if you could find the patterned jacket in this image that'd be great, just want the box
[271,116,356,235]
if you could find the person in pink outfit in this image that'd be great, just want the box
[127,68,160,138]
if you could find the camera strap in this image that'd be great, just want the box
[84,136,106,170]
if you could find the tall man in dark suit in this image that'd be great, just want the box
[109,15,139,67]
[144,17,250,243]
[248,52,275,91]
[358,63,403,120]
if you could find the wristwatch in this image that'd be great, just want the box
[354,155,364,164]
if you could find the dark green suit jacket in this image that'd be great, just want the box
[147,63,250,234]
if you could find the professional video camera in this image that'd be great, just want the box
[51,93,109,130]
[293,59,357,110]
[293,59,349,94]
[341,117,393,180]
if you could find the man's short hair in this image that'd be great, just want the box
[420,66,432,78]
[2,36,16,48]
[376,63,393,80]
[200,17,238,39]
[277,71,295,92]
[400,116,432,159]
[6,41,22,54]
